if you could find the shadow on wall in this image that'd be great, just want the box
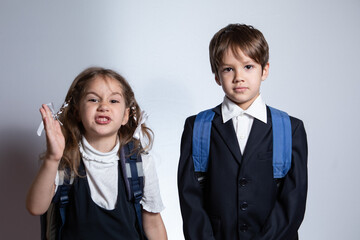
[0,127,43,239]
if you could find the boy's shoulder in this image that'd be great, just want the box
[289,115,304,126]
[268,107,305,136]
[267,106,305,132]
[184,104,222,125]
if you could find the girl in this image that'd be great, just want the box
[26,67,167,239]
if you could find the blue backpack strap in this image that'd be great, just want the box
[191,107,292,180]
[40,167,73,240]
[192,109,215,176]
[269,106,292,178]
[57,167,72,238]
[122,141,146,239]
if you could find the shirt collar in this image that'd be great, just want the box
[221,95,267,124]
[79,136,119,163]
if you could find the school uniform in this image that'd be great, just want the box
[178,96,308,240]
[61,159,141,240]
[54,136,165,239]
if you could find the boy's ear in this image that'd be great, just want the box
[121,108,130,126]
[261,62,270,81]
[215,75,221,86]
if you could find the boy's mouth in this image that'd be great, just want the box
[95,116,111,124]
[234,86,248,92]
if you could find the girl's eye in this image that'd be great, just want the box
[88,98,98,102]
[244,65,253,70]
[110,100,120,103]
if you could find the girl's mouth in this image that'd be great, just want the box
[95,116,111,124]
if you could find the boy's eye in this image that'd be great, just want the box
[244,65,253,70]
[110,100,120,103]
[88,98,99,102]
[223,67,233,72]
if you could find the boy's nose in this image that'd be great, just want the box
[234,71,244,82]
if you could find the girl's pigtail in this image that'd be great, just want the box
[58,96,82,176]
[127,102,153,154]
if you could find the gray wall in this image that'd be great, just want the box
[1,0,359,239]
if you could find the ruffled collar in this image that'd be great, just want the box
[79,136,119,163]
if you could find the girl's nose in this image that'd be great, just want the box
[97,102,109,111]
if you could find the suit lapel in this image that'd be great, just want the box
[212,105,242,164]
[242,107,272,161]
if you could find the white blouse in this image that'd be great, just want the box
[55,136,165,213]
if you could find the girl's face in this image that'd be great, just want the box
[78,76,129,147]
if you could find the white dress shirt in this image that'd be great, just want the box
[55,136,165,213]
[221,95,267,153]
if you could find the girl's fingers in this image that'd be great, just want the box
[39,104,65,161]
[40,104,56,134]
[53,119,62,134]
[43,104,54,121]
[40,106,49,121]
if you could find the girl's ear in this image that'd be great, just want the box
[121,108,130,126]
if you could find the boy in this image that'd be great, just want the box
[177,24,308,240]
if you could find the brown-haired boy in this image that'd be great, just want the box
[178,24,308,240]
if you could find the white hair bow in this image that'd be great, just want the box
[133,111,149,147]
[37,101,68,136]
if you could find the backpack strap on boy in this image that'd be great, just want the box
[121,141,146,239]
[192,106,292,180]
[192,109,215,183]
[268,106,292,178]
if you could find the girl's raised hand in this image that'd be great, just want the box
[40,104,65,162]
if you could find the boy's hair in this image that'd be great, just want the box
[49,67,153,176]
[209,23,269,79]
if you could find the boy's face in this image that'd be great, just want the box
[215,48,269,110]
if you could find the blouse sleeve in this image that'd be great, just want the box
[54,170,60,193]
[140,153,165,213]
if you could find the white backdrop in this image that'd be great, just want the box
[1,0,359,239]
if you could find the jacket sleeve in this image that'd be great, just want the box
[253,119,308,240]
[177,117,216,240]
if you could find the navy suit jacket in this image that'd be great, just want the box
[178,105,308,240]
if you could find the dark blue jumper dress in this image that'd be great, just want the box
[61,159,141,239]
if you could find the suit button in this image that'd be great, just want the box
[239,178,248,186]
[240,224,248,232]
[240,202,248,210]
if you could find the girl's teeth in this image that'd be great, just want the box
[97,117,109,122]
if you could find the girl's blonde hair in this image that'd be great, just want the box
[50,67,153,176]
